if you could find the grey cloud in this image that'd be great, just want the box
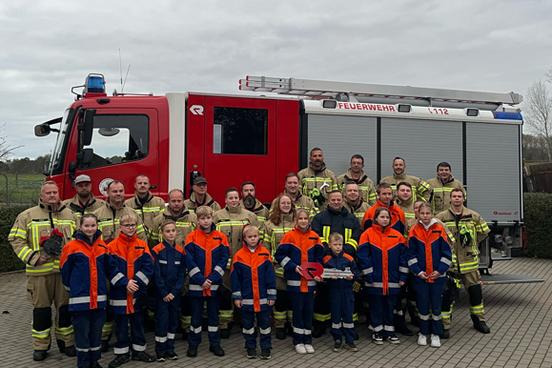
[1,0,552,158]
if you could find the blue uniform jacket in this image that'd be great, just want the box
[152,240,186,298]
[60,230,128,312]
[274,227,324,293]
[107,233,154,314]
[231,243,276,312]
[184,227,229,297]
[357,224,408,296]
[407,220,452,280]
[322,251,360,292]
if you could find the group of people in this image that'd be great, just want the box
[8,147,492,368]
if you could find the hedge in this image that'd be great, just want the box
[0,194,551,272]
[0,206,27,272]
[523,193,552,259]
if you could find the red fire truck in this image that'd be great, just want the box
[35,73,529,275]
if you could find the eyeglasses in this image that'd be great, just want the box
[121,223,137,228]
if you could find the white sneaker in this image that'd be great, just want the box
[430,334,441,348]
[295,344,307,354]
[304,344,315,354]
[417,334,428,346]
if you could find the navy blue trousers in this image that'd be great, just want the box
[154,295,180,353]
[368,294,398,337]
[114,312,146,355]
[329,288,355,344]
[414,278,446,336]
[72,309,106,368]
[241,308,272,350]
[290,292,314,345]
[188,296,221,348]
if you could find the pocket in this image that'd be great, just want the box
[26,278,35,303]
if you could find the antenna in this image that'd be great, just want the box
[122,64,130,93]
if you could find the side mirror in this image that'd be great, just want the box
[34,124,51,137]
[68,161,77,181]
[78,109,95,146]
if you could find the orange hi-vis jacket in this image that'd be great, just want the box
[231,243,276,312]
[107,233,153,314]
[274,227,324,293]
[357,224,408,296]
[361,200,406,235]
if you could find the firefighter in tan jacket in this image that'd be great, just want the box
[213,187,259,337]
[337,154,377,205]
[395,182,417,235]
[427,162,465,213]
[9,181,77,361]
[269,172,316,216]
[297,147,338,208]
[93,180,146,244]
[184,176,222,213]
[381,157,431,202]
[342,182,370,223]
[124,175,165,246]
[240,181,269,225]
[62,174,105,223]
[436,188,491,337]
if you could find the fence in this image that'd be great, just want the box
[0,172,43,207]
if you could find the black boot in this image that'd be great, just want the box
[56,339,66,353]
[275,327,287,340]
[64,344,76,357]
[471,315,491,334]
[312,322,326,338]
[33,350,48,361]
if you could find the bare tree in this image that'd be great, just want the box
[0,125,22,162]
[525,78,552,161]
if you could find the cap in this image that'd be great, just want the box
[193,176,208,185]
[74,174,92,185]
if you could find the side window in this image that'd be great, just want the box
[81,115,149,169]
[213,107,268,154]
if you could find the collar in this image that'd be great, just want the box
[419,218,439,230]
[226,204,243,214]
[345,169,367,183]
[75,230,102,245]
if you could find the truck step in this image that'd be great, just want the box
[480,274,545,285]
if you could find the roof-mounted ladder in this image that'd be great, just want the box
[239,75,523,109]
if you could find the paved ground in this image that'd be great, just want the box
[1,257,551,368]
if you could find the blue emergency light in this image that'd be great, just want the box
[85,73,106,94]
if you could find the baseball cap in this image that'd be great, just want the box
[74,174,92,185]
[193,176,208,185]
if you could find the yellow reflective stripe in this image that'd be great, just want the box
[469,304,485,315]
[405,212,415,219]
[32,328,51,339]
[140,207,163,213]
[175,221,193,227]
[322,226,331,244]
[55,326,74,336]
[345,228,357,249]
[313,313,331,322]
[9,227,27,239]
[18,247,33,262]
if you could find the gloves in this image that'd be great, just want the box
[41,229,64,257]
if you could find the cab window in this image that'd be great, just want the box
[81,114,149,168]
[213,107,268,155]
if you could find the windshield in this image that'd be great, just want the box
[48,109,73,175]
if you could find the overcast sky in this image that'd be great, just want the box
[1,0,551,159]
